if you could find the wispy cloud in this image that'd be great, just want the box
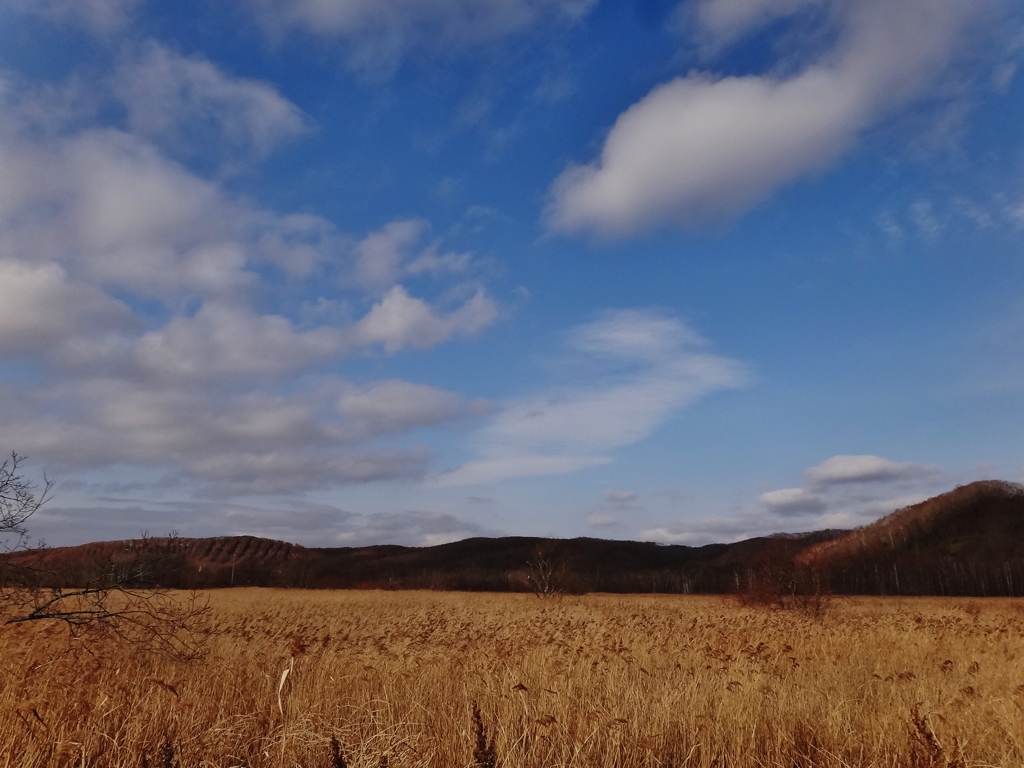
[434,454,610,487]
[7,0,140,36]
[112,41,309,161]
[433,309,747,485]
[241,0,597,76]
[605,489,637,505]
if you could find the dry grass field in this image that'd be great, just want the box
[2,590,1023,767]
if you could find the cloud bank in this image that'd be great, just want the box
[0,56,499,499]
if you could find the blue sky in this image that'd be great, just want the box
[1,0,1022,547]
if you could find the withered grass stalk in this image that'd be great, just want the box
[0,590,1022,767]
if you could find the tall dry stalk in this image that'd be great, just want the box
[1,590,1022,767]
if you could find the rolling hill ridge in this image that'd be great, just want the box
[6,480,1024,596]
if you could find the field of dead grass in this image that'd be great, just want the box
[1,590,1023,767]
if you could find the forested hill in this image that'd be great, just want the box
[797,480,1024,595]
[6,480,1024,596]
[2,531,840,593]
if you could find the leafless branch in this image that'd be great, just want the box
[524,544,565,598]
[0,452,53,551]
[0,457,208,661]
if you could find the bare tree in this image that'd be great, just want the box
[0,453,208,660]
[0,452,53,552]
[524,544,565,598]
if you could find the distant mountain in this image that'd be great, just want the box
[5,481,1023,596]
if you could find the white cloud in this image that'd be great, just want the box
[0,87,494,375]
[0,81,332,298]
[587,512,617,527]
[254,213,342,279]
[243,0,597,75]
[952,197,996,231]
[805,454,937,486]
[0,128,493,493]
[758,486,826,515]
[66,134,231,267]
[354,285,499,352]
[133,304,344,381]
[548,0,984,236]
[353,219,429,292]
[336,379,486,439]
[0,285,490,486]
[351,219,476,292]
[0,128,248,299]
[0,375,463,496]
[0,260,134,355]
[112,42,308,158]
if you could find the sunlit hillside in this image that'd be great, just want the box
[799,481,1024,594]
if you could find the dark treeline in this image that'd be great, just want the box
[821,559,1024,597]
[18,546,1024,598]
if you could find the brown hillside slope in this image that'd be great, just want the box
[5,535,309,568]
[797,480,1024,595]
[2,535,318,589]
